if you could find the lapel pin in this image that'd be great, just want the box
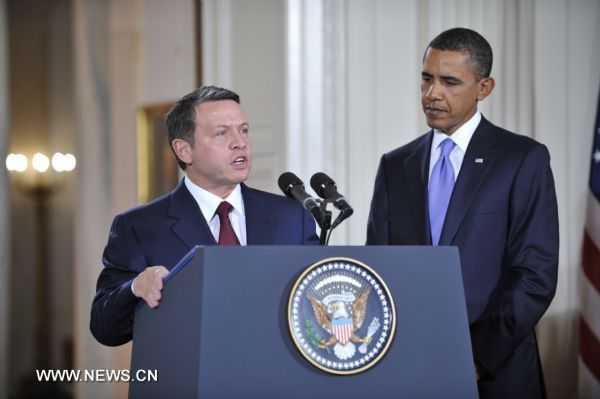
[475,158,484,163]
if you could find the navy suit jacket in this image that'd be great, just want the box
[91,180,319,346]
[367,117,559,399]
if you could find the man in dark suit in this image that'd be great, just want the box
[367,28,558,398]
[91,86,318,346]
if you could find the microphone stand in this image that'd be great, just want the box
[317,199,332,246]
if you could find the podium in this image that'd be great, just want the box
[130,246,478,398]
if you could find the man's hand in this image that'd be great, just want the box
[131,266,170,308]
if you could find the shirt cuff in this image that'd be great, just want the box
[130,276,139,297]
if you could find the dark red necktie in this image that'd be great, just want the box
[215,201,240,245]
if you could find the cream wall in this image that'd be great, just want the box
[73,0,598,397]
[203,0,287,194]
[73,1,195,398]
[5,0,598,398]
[208,1,600,397]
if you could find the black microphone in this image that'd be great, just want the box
[278,172,324,226]
[310,172,353,227]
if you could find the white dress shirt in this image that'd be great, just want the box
[184,177,247,245]
[428,111,481,183]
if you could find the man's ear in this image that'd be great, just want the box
[171,139,192,165]
[477,77,495,101]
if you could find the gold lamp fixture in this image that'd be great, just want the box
[5,151,76,373]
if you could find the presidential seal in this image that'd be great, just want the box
[288,257,396,375]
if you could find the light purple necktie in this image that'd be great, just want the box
[429,138,456,246]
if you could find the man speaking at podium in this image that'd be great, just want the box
[366,28,559,398]
[91,86,318,346]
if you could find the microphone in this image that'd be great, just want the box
[278,172,324,226]
[310,172,353,227]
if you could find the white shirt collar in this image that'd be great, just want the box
[183,177,245,224]
[431,111,481,153]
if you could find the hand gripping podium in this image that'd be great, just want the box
[130,246,478,398]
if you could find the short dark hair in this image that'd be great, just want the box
[165,86,241,170]
[426,27,493,80]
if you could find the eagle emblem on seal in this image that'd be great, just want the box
[307,272,381,360]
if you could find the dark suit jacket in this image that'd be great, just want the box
[367,117,559,399]
[91,180,319,346]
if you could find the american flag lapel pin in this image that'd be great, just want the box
[475,158,484,163]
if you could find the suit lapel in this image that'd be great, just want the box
[242,184,278,244]
[404,133,433,245]
[439,117,498,245]
[168,180,217,249]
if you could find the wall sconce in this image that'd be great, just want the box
[5,151,76,372]
[6,152,76,191]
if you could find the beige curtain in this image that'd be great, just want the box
[532,1,600,398]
